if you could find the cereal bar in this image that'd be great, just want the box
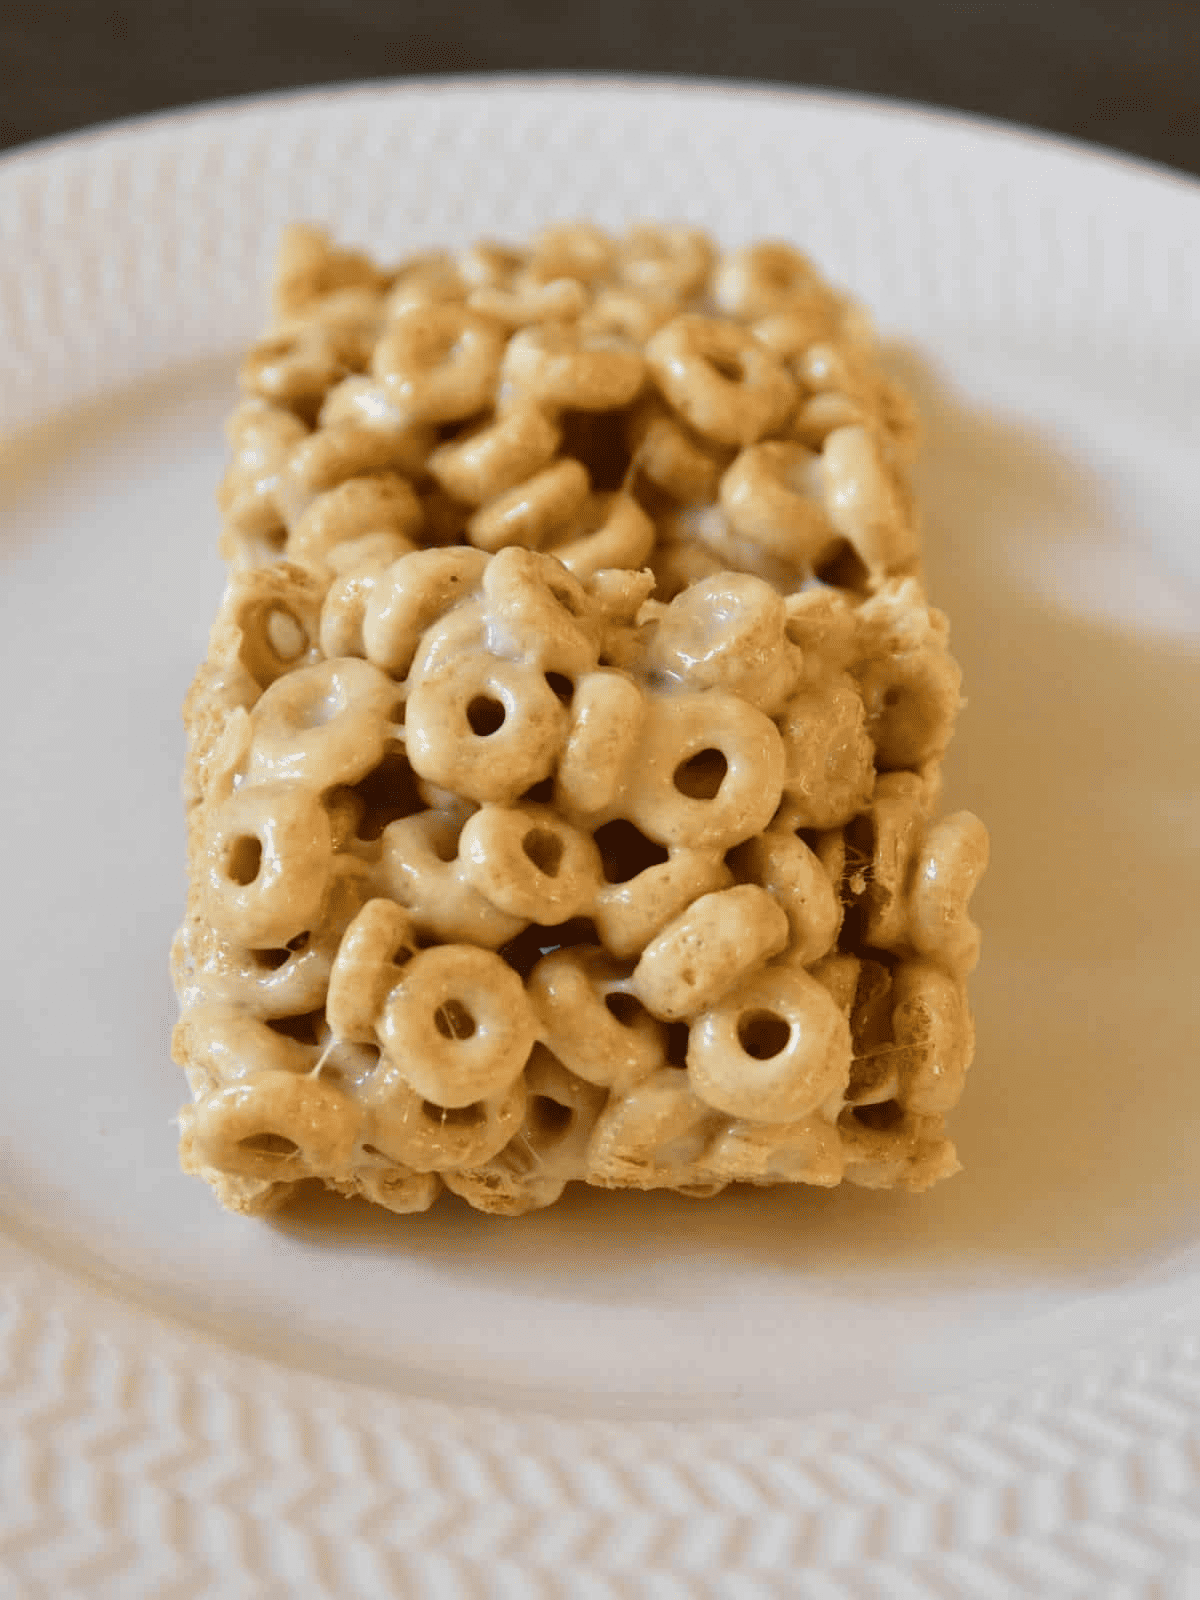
[172,224,986,1216]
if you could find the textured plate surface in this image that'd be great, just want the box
[2,77,1199,1596]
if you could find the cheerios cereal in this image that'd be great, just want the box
[172,223,986,1216]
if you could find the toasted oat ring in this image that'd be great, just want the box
[377,944,537,1106]
[556,669,646,816]
[717,441,836,565]
[688,963,851,1122]
[527,945,665,1090]
[622,692,786,851]
[326,898,421,1043]
[193,856,373,1018]
[892,960,975,1113]
[820,423,919,576]
[729,831,842,967]
[855,645,963,771]
[627,398,731,505]
[713,241,824,319]
[377,811,527,949]
[631,885,789,1022]
[466,277,589,328]
[467,458,591,554]
[592,846,732,961]
[427,402,561,505]
[188,1070,361,1180]
[527,221,618,285]
[481,546,597,678]
[371,302,506,424]
[201,782,333,947]
[458,804,604,924]
[587,1067,724,1187]
[579,287,677,344]
[618,224,715,300]
[499,323,646,412]
[362,1067,527,1172]
[644,572,798,715]
[645,315,797,447]
[404,652,569,805]
[549,493,656,579]
[354,1167,442,1214]
[245,657,402,789]
[362,547,489,677]
[776,673,876,830]
[909,812,989,973]
[173,1001,317,1093]
[288,473,423,575]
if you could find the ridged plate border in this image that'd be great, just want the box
[2,78,1199,1597]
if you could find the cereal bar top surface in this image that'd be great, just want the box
[173,541,986,1217]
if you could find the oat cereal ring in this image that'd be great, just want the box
[527,945,665,1089]
[404,652,569,806]
[239,328,352,417]
[353,1166,442,1214]
[592,846,733,960]
[245,657,402,789]
[326,898,421,1043]
[499,324,646,413]
[548,493,656,579]
[272,423,421,531]
[729,832,842,966]
[776,673,876,829]
[480,546,598,678]
[855,641,963,771]
[556,670,646,816]
[187,1070,361,1180]
[405,595,489,685]
[377,944,537,1106]
[458,803,604,924]
[317,376,441,474]
[626,395,734,505]
[358,547,487,677]
[467,277,589,328]
[707,1112,844,1186]
[184,856,373,1019]
[218,569,324,696]
[371,302,506,424]
[526,221,618,286]
[271,224,384,320]
[846,771,927,950]
[510,1045,608,1177]
[892,960,975,1114]
[588,1068,725,1189]
[618,223,715,301]
[200,782,333,947]
[378,811,527,948]
[644,315,797,448]
[838,1106,958,1192]
[632,884,789,1022]
[820,424,920,577]
[579,287,677,345]
[172,1002,317,1096]
[908,812,989,973]
[714,241,825,320]
[622,692,786,851]
[688,962,851,1122]
[428,402,561,506]
[456,240,525,290]
[644,572,799,715]
[218,400,309,558]
[317,559,394,661]
[442,1165,568,1216]
[362,1067,527,1172]
[384,250,467,314]
[468,458,591,554]
[288,473,423,575]
[717,441,838,567]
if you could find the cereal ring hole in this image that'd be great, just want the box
[544,672,574,703]
[238,1133,299,1156]
[664,1020,690,1069]
[467,694,507,736]
[434,999,477,1041]
[529,1096,574,1139]
[604,992,648,1028]
[227,836,262,886]
[813,539,870,593]
[253,947,292,971]
[421,1098,487,1127]
[709,353,744,383]
[265,607,307,662]
[593,819,670,884]
[673,748,728,800]
[522,827,564,878]
[498,917,600,979]
[851,1099,905,1132]
[520,777,556,805]
[265,1011,326,1046]
[736,1009,793,1061]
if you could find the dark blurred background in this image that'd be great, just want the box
[1,0,1197,177]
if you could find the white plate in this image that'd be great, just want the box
[2,77,1199,1595]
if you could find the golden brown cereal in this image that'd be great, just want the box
[174,222,988,1218]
